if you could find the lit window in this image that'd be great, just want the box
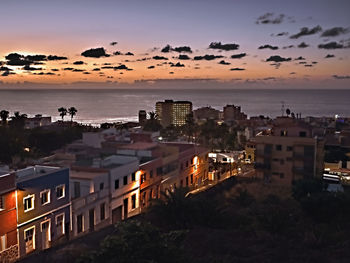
[56,185,65,199]
[40,190,50,205]
[131,194,136,209]
[24,226,35,253]
[24,195,35,212]
[56,214,65,236]
[0,235,6,252]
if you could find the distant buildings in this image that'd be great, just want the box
[24,115,51,129]
[223,105,247,124]
[138,110,147,125]
[193,106,221,122]
[155,100,192,127]
[254,117,324,184]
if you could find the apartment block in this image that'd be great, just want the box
[155,100,192,127]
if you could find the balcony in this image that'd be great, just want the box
[72,188,109,210]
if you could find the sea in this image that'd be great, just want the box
[0,89,349,126]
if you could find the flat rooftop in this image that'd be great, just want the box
[16,165,63,182]
[119,142,158,150]
[70,169,107,180]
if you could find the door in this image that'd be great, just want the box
[112,206,122,224]
[41,221,50,250]
[123,198,128,220]
[89,209,95,232]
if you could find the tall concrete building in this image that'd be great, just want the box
[254,117,324,184]
[155,100,192,127]
[223,104,247,123]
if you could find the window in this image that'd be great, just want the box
[123,176,128,185]
[190,174,193,184]
[141,173,146,184]
[222,157,227,162]
[100,203,105,220]
[150,170,153,178]
[99,182,104,190]
[149,189,153,200]
[280,130,288,136]
[0,195,4,211]
[275,145,282,151]
[180,180,183,187]
[24,195,35,212]
[74,182,80,198]
[56,185,65,199]
[186,161,189,167]
[0,235,6,252]
[191,158,194,165]
[286,146,293,151]
[299,131,307,137]
[142,192,146,207]
[131,194,136,209]
[24,226,35,253]
[114,179,119,189]
[77,214,83,234]
[131,172,136,182]
[186,176,189,186]
[56,214,65,236]
[40,190,50,205]
[156,167,162,176]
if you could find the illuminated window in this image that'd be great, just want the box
[56,185,65,199]
[131,194,136,209]
[24,195,35,212]
[24,226,35,253]
[56,214,65,236]
[0,235,6,252]
[40,190,50,205]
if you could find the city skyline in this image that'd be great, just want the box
[0,0,350,89]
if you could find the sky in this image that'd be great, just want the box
[0,0,349,89]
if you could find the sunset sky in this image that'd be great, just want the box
[0,0,349,89]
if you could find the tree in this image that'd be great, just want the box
[0,110,9,125]
[143,111,162,132]
[68,107,78,122]
[9,111,27,129]
[58,107,67,121]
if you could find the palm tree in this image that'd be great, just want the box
[10,111,27,129]
[0,110,9,125]
[58,107,67,121]
[68,107,78,122]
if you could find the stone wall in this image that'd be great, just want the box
[0,245,19,263]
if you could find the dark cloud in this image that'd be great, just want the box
[5,53,32,66]
[147,65,155,69]
[73,61,84,65]
[325,54,335,58]
[294,56,306,60]
[23,65,42,71]
[92,68,101,71]
[51,69,59,71]
[1,71,12,77]
[321,27,349,37]
[318,41,348,49]
[114,51,122,55]
[209,42,239,51]
[299,61,307,64]
[172,46,192,53]
[275,32,289,37]
[81,47,109,58]
[266,55,291,62]
[47,55,68,60]
[290,72,296,75]
[26,55,46,61]
[290,25,322,39]
[169,72,174,74]
[218,60,231,65]
[161,45,192,53]
[194,55,224,60]
[231,53,247,59]
[125,52,134,56]
[161,45,171,53]
[177,54,191,60]
[282,45,294,49]
[333,75,350,79]
[258,44,278,50]
[170,62,185,67]
[110,41,118,46]
[0,66,12,71]
[256,13,285,24]
[72,69,85,72]
[230,68,245,71]
[101,66,114,69]
[297,42,309,48]
[152,56,168,60]
[83,72,91,74]
[114,64,133,70]
[304,64,313,67]
[63,67,74,71]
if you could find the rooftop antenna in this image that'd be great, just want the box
[281,101,285,116]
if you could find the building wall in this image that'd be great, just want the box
[16,168,70,257]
